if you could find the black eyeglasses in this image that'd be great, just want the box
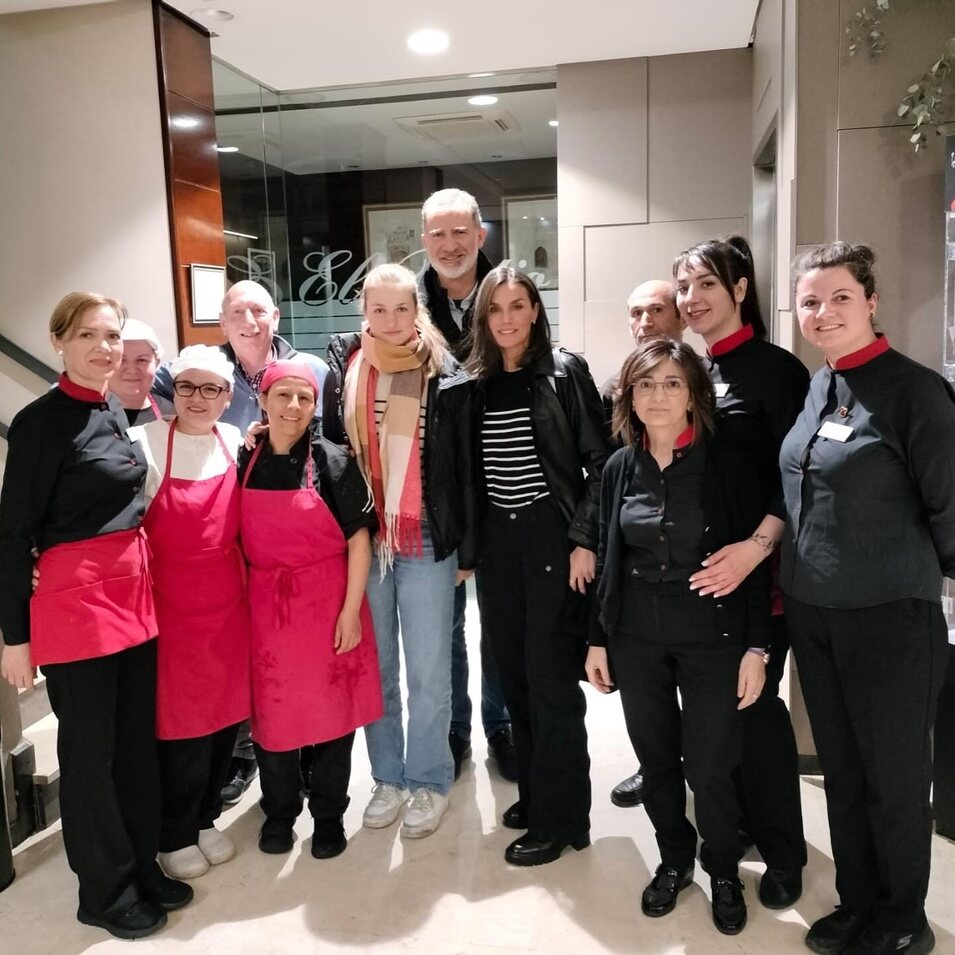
[173,380,229,399]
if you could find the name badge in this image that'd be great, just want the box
[714,383,730,398]
[818,420,853,442]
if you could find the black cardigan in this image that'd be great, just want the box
[592,430,772,650]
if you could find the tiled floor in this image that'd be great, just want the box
[5,594,955,954]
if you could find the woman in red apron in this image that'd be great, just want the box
[108,317,165,426]
[239,360,382,859]
[0,293,190,940]
[128,345,250,882]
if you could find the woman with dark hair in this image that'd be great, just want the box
[782,242,954,955]
[586,338,771,936]
[672,235,810,909]
[468,265,610,866]
[0,293,190,939]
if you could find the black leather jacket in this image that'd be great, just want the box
[323,333,478,570]
[473,347,611,552]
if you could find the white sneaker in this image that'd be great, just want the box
[158,844,209,879]
[362,784,410,829]
[198,826,235,865]
[400,789,449,839]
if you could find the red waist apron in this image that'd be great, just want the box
[143,421,251,740]
[30,527,156,667]
[240,441,382,752]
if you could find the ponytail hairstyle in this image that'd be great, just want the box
[791,241,877,299]
[672,235,767,338]
[359,262,448,378]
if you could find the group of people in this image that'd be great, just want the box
[0,188,950,955]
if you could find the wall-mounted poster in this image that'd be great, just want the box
[503,195,558,289]
[363,203,426,269]
[190,264,227,325]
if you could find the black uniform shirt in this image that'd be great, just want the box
[707,324,810,519]
[619,426,706,583]
[0,376,148,646]
[780,337,955,608]
[238,430,377,540]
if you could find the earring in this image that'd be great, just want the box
[57,349,63,356]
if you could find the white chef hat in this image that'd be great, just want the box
[168,344,234,386]
[121,318,163,359]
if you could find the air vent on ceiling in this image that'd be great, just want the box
[394,110,520,141]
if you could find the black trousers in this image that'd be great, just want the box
[43,639,161,917]
[157,722,240,852]
[254,732,354,823]
[609,583,743,879]
[479,499,591,839]
[735,613,806,869]
[786,597,947,933]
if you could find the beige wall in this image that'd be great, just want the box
[556,50,752,386]
[0,0,177,410]
[795,0,955,371]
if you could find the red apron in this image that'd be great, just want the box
[240,441,382,752]
[144,421,251,740]
[30,527,156,667]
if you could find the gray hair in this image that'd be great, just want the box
[421,188,482,230]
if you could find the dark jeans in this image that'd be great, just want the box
[254,732,354,823]
[43,640,161,916]
[735,614,806,869]
[450,579,510,740]
[479,499,590,838]
[786,597,947,933]
[609,581,744,879]
[158,722,240,851]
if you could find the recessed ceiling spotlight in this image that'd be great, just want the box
[190,8,234,21]
[216,145,239,152]
[407,28,449,54]
[548,120,559,127]
[171,116,200,129]
[468,95,498,106]
[468,72,494,78]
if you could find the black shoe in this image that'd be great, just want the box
[504,831,590,866]
[258,818,295,854]
[502,801,527,830]
[220,757,258,806]
[758,867,802,909]
[710,877,747,935]
[610,771,644,808]
[806,907,870,954]
[641,863,694,917]
[311,818,347,859]
[846,922,935,955]
[141,871,194,912]
[77,901,167,940]
[449,731,472,781]
[487,725,519,783]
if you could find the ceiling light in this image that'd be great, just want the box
[468,95,498,106]
[468,72,494,78]
[216,145,239,152]
[190,8,234,20]
[171,116,200,129]
[548,120,559,127]
[407,29,449,54]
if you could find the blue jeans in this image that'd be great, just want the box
[450,580,510,740]
[364,528,456,795]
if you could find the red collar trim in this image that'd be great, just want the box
[58,373,108,403]
[641,424,695,451]
[832,335,890,371]
[709,322,754,358]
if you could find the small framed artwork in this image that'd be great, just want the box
[190,264,227,325]
[502,195,558,289]
[363,203,423,267]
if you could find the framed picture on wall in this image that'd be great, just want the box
[190,264,227,325]
[502,195,558,289]
[363,203,424,268]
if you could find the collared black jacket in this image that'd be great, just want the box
[419,251,495,361]
[473,347,611,553]
[322,333,478,570]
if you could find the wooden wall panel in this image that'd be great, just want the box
[153,1,226,348]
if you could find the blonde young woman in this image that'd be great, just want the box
[323,263,477,839]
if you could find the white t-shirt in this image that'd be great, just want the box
[128,418,243,508]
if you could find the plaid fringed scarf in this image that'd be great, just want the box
[344,330,430,569]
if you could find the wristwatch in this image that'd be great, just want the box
[746,647,770,664]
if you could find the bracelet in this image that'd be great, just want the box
[746,647,770,664]
[748,532,776,553]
